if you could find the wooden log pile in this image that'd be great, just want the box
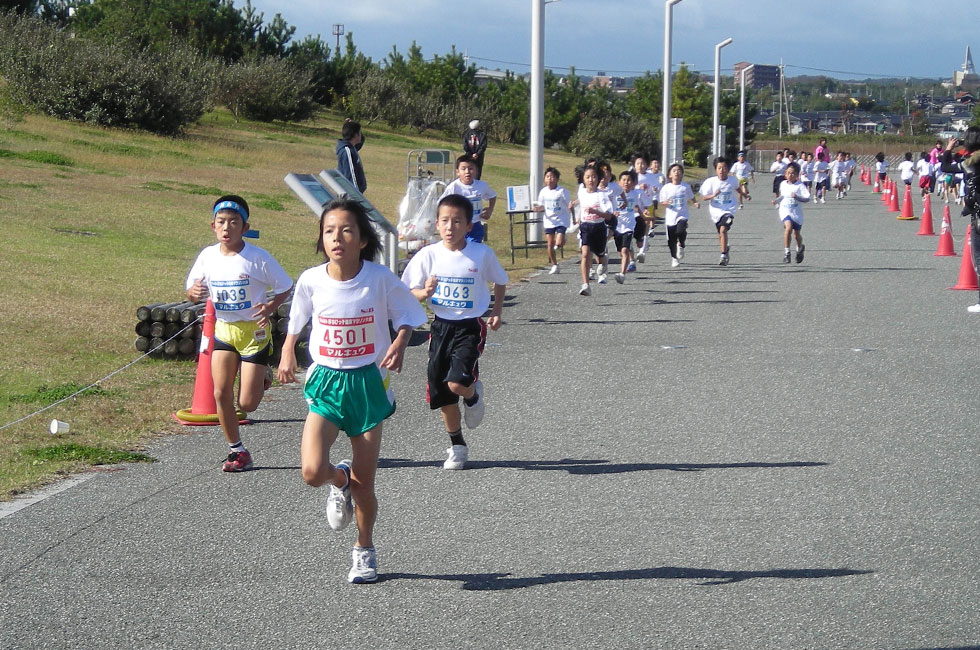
[134,294,311,366]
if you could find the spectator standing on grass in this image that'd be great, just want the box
[336,119,367,193]
[463,120,488,180]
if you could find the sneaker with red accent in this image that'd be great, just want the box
[222,450,253,472]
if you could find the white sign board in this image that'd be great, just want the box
[506,185,532,213]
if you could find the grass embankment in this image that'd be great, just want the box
[0,109,585,500]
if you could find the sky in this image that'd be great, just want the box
[248,0,976,83]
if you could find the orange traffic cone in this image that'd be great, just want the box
[881,178,890,202]
[917,194,935,235]
[898,184,916,220]
[174,299,248,426]
[863,166,871,185]
[888,181,900,212]
[949,225,979,290]
[873,174,881,192]
[934,206,956,256]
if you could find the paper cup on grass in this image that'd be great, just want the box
[50,419,70,435]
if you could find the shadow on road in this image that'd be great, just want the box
[381,566,873,589]
[378,458,827,474]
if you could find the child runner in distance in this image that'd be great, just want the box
[185,195,293,472]
[898,152,915,193]
[830,151,848,200]
[731,151,754,209]
[874,152,889,193]
[659,163,700,267]
[612,170,650,283]
[916,152,932,198]
[812,152,830,203]
[633,154,662,264]
[401,194,508,470]
[799,152,813,194]
[278,199,426,584]
[440,155,497,244]
[572,166,616,294]
[770,151,788,198]
[533,167,572,275]
[772,162,810,264]
[699,157,740,266]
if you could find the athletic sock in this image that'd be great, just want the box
[463,392,479,407]
[449,430,466,447]
[784,247,790,254]
[229,440,246,454]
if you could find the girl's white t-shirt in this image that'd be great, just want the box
[287,261,426,370]
[537,186,572,229]
[659,182,695,226]
[576,187,615,224]
[775,180,811,224]
[186,242,293,323]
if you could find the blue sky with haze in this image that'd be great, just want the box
[250,0,975,82]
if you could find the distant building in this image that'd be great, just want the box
[734,62,779,90]
[952,46,980,91]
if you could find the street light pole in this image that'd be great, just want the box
[739,64,754,153]
[529,0,559,243]
[662,0,682,165]
[712,37,733,159]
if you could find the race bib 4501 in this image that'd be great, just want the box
[318,315,376,360]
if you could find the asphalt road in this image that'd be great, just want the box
[1,178,977,649]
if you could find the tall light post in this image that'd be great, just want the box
[529,0,559,242]
[739,64,754,153]
[712,37,733,159]
[662,0,682,164]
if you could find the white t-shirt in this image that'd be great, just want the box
[699,176,739,222]
[287,261,426,370]
[898,160,915,181]
[185,242,292,323]
[636,171,663,204]
[775,180,811,224]
[576,187,615,224]
[537,186,572,229]
[915,159,932,178]
[614,188,650,233]
[812,160,830,183]
[659,182,696,226]
[401,241,509,321]
[602,181,625,211]
[799,160,813,182]
[829,160,847,184]
[876,160,889,174]
[770,159,788,175]
[440,179,497,224]
[731,161,754,180]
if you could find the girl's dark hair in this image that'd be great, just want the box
[544,166,561,179]
[875,152,885,162]
[667,163,684,176]
[573,164,586,185]
[341,119,361,141]
[317,198,382,262]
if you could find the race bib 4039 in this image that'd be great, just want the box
[431,276,475,310]
[212,279,250,312]
[318,315,376,359]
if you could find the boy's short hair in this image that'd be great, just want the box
[455,155,476,169]
[544,166,561,179]
[619,170,637,183]
[785,162,800,174]
[438,194,474,223]
[667,163,684,176]
[213,194,249,222]
[630,152,648,165]
[341,119,361,141]
[713,156,730,168]
[904,152,913,160]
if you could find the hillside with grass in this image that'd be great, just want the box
[0,109,583,499]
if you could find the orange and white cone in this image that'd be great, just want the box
[949,225,979,291]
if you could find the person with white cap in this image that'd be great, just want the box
[462,119,488,180]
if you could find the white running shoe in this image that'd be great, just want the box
[548,264,559,274]
[968,303,980,313]
[348,546,378,584]
[677,246,685,260]
[463,380,485,429]
[597,273,608,284]
[579,283,591,296]
[443,444,468,470]
[597,263,607,276]
[326,460,353,531]
[636,253,646,263]
[614,273,625,284]
[671,257,680,267]
[588,268,596,280]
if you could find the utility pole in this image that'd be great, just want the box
[332,24,344,52]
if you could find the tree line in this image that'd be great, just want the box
[0,0,755,163]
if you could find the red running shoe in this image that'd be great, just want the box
[222,450,253,472]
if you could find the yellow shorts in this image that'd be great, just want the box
[738,178,749,187]
[214,320,272,360]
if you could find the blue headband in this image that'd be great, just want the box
[213,201,249,223]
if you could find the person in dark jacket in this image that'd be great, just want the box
[462,119,488,180]
[940,126,980,312]
[336,119,367,193]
